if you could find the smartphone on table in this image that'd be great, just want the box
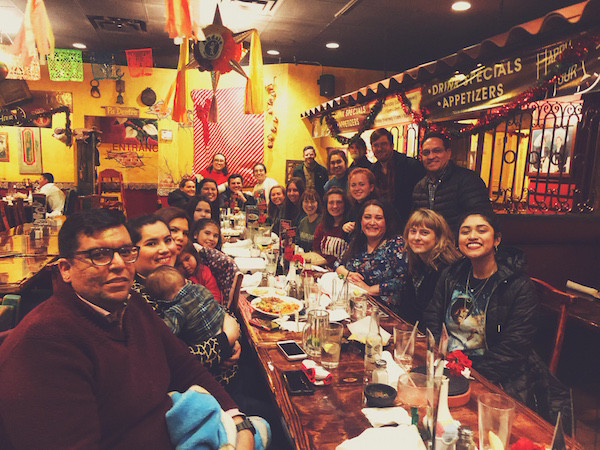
[277,340,307,361]
[282,370,314,395]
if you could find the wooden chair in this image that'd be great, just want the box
[63,189,78,215]
[531,277,577,375]
[0,201,10,231]
[13,198,26,226]
[227,272,244,311]
[98,169,126,214]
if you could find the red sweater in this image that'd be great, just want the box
[199,168,228,187]
[189,263,222,304]
[312,222,348,267]
[0,288,235,449]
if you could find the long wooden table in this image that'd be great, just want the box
[238,294,582,450]
[0,222,62,295]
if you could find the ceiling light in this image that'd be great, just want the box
[267,49,280,56]
[72,43,87,49]
[452,1,471,11]
[326,42,340,49]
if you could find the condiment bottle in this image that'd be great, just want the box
[364,305,382,374]
[372,359,388,385]
[456,426,476,450]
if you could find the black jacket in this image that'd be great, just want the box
[372,151,424,228]
[349,155,373,171]
[412,161,492,233]
[167,189,193,210]
[424,248,539,386]
[292,162,329,197]
[218,189,256,211]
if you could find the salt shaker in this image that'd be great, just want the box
[456,426,476,450]
[372,359,388,385]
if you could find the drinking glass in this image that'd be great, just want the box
[478,393,516,450]
[320,322,343,369]
[396,372,429,425]
[393,325,415,370]
[302,309,329,358]
[303,276,320,311]
[265,250,277,276]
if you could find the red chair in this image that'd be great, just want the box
[531,277,577,375]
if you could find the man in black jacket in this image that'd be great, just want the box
[370,128,424,228]
[292,146,329,197]
[412,131,492,233]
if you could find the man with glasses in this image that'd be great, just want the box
[0,208,254,449]
[412,131,492,232]
[370,128,424,227]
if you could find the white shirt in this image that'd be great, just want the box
[38,182,66,217]
[252,177,278,204]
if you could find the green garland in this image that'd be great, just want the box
[322,97,384,145]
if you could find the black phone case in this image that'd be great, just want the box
[282,370,314,396]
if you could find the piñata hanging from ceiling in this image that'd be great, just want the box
[163,2,263,123]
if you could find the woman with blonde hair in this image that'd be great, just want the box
[399,208,460,328]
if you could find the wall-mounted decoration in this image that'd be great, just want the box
[2,90,73,128]
[47,49,83,82]
[115,79,125,104]
[85,116,158,185]
[90,52,122,80]
[0,132,8,162]
[146,100,170,119]
[528,126,576,177]
[160,129,173,141]
[18,127,42,174]
[0,44,40,81]
[101,105,139,117]
[126,49,153,78]
[140,88,156,106]
[0,79,33,107]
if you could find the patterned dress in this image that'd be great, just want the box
[338,235,408,306]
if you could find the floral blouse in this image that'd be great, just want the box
[337,235,408,305]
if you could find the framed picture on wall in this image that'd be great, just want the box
[0,132,8,162]
[18,127,42,174]
[527,126,576,177]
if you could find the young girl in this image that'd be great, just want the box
[177,242,222,304]
[297,189,322,252]
[193,218,221,250]
[312,187,349,267]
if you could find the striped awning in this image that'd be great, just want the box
[300,0,599,119]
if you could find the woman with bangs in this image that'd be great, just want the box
[297,188,322,252]
[399,208,460,328]
[196,153,229,193]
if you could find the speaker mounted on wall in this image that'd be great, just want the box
[318,74,335,98]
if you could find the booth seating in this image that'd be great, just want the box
[0,295,21,332]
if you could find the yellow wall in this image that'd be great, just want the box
[1,61,385,187]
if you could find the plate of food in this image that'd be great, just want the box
[244,286,287,297]
[251,295,304,317]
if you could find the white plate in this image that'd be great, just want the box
[250,295,304,318]
[244,286,287,297]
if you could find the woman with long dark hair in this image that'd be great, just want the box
[312,187,349,267]
[424,211,570,428]
[297,188,322,252]
[196,179,220,220]
[283,177,305,225]
[336,199,407,307]
[398,209,460,327]
[267,185,285,234]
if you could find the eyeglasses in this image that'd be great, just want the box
[73,246,140,266]
[420,148,446,157]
